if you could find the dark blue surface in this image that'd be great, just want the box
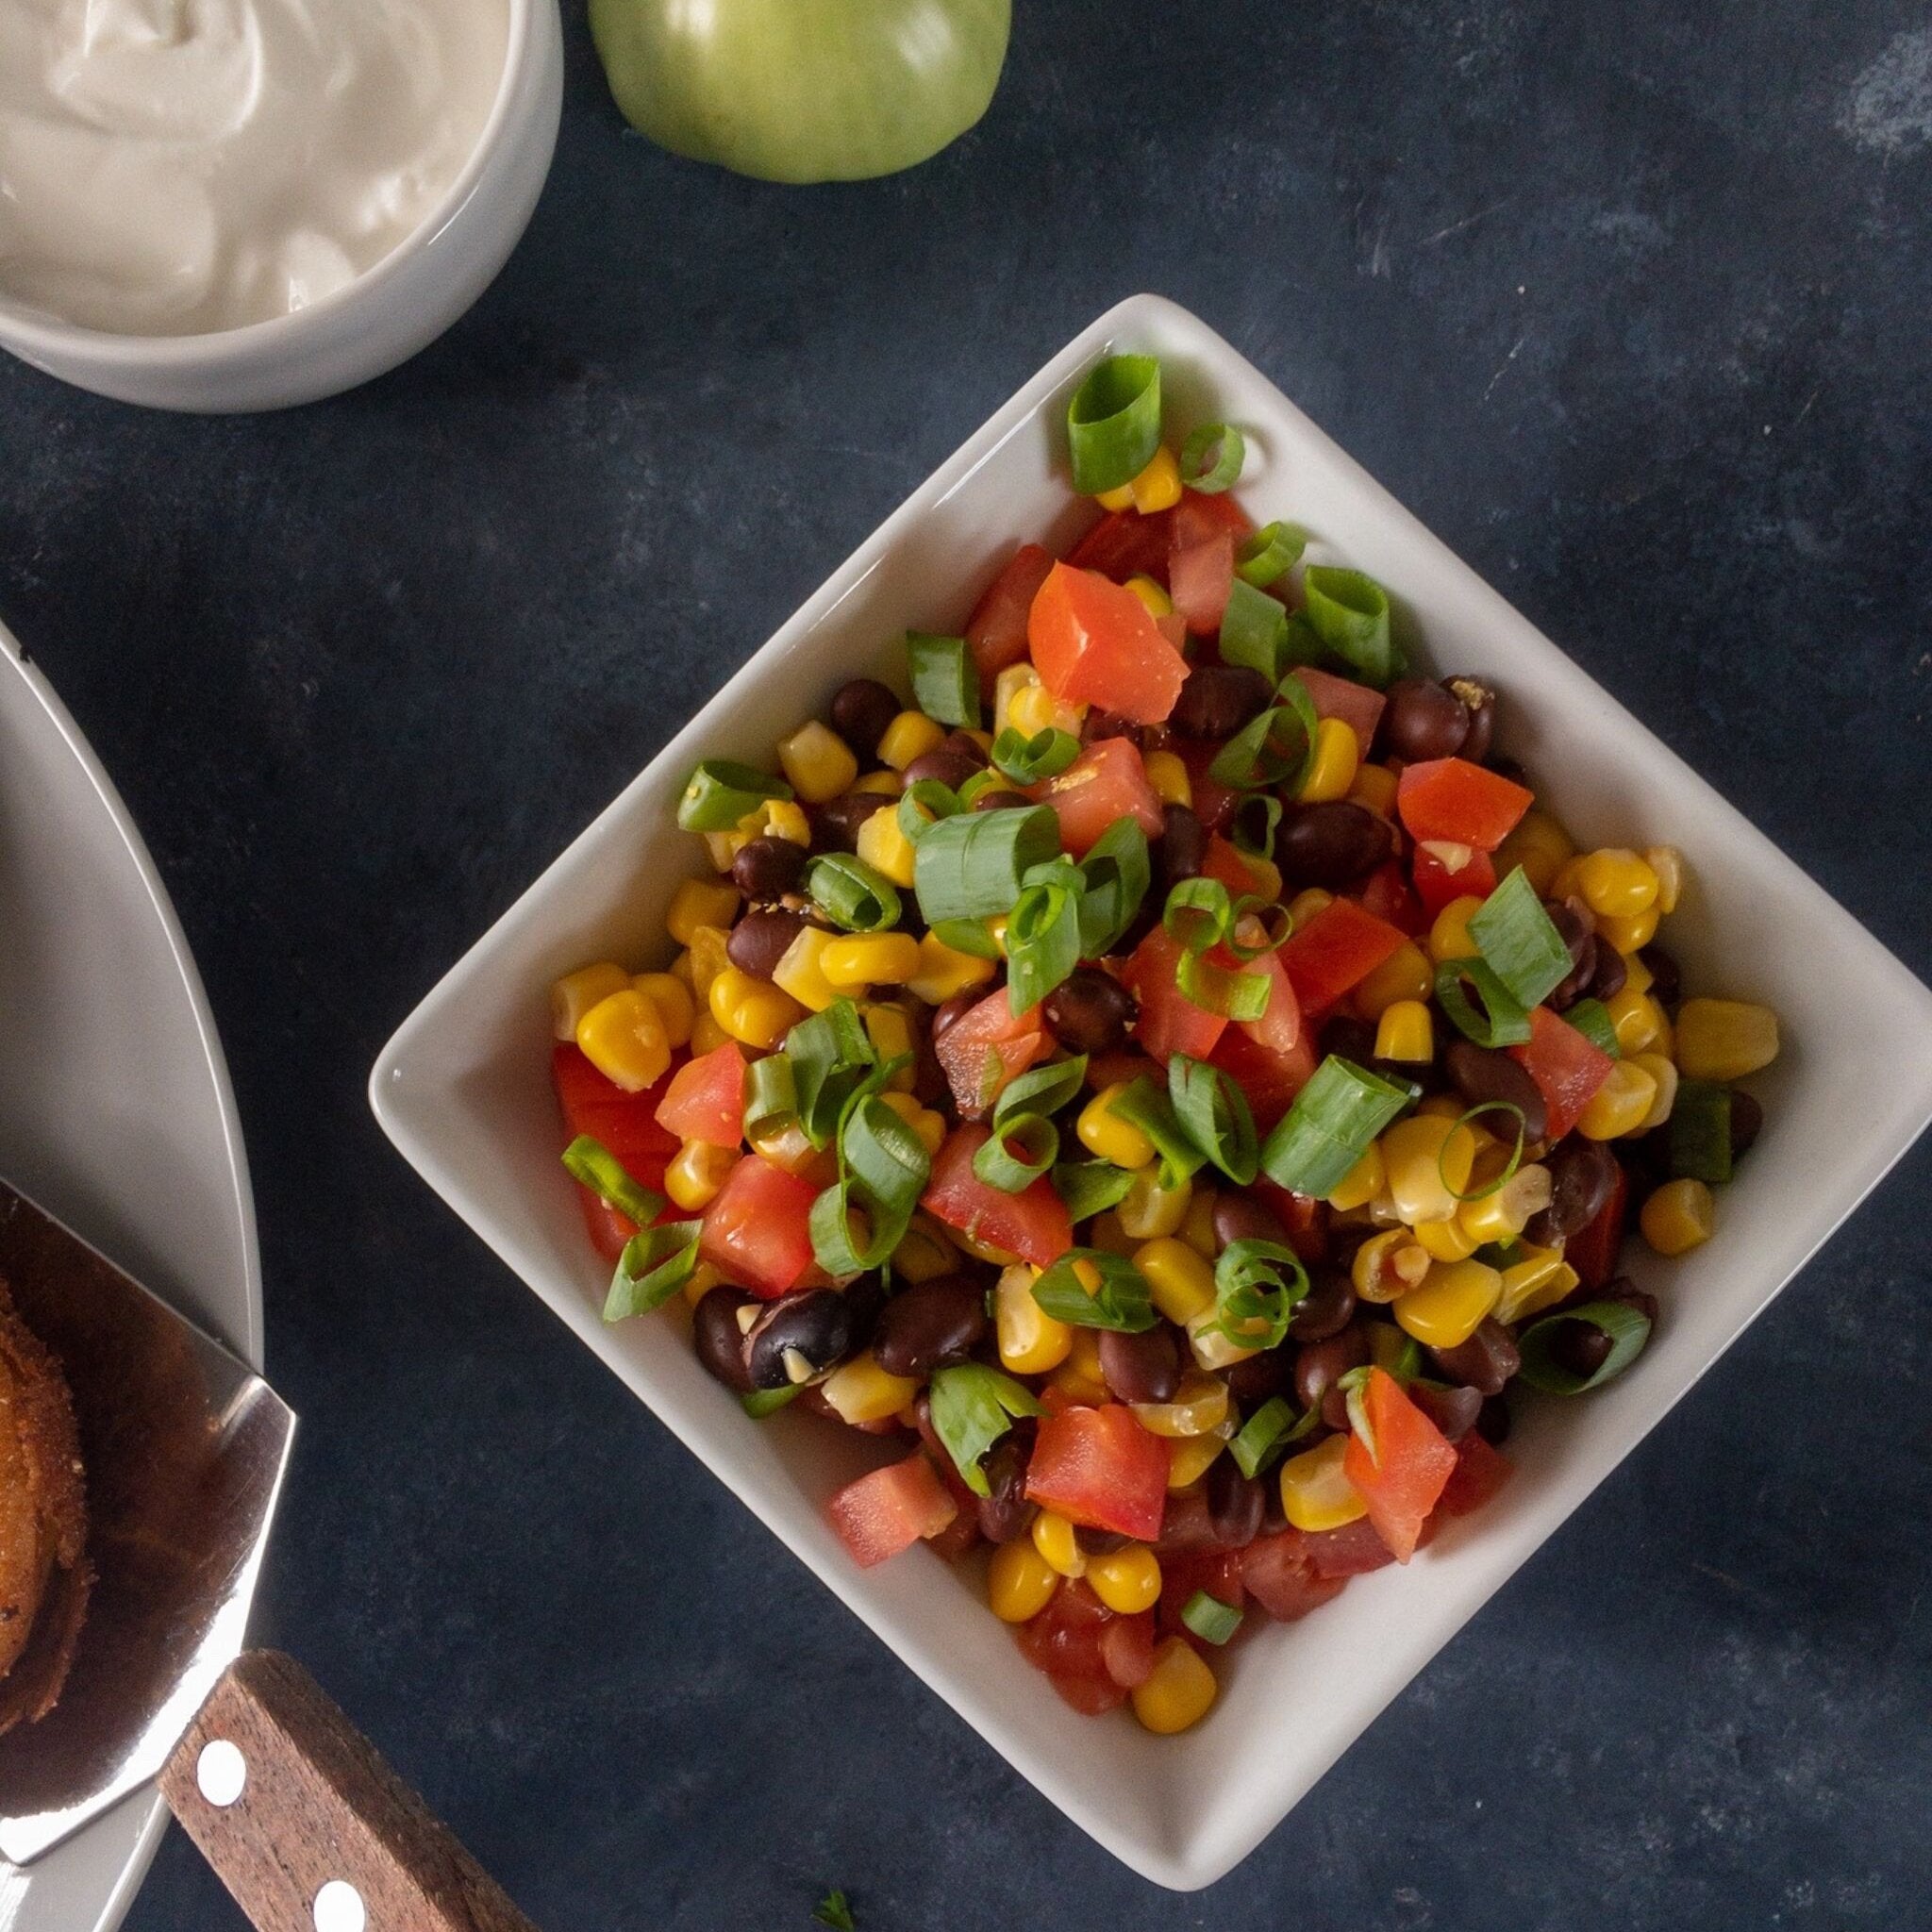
[3,4,1929,1926]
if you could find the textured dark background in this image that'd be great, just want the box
[3,2,1929,1926]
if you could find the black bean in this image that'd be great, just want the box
[1639,944,1682,1010]
[1729,1090,1764,1157]
[1276,801,1393,890]
[829,678,902,763]
[1153,803,1208,894]
[1224,1346,1292,1406]
[1293,1323,1369,1412]
[1441,676,1497,764]
[944,729,991,769]
[902,743,983,791]
[726,907,808,980]
[692,1286,757,1393]
[873,1275,989,1379]
[1427,1317,1521,1397]
[1379,678,1471,762]
[744,1291,853,1390]
[1410,1381,1483,1442]
[1547,1322,1614,1381]
[1042,969,1135,1055]
[1524,1138,1621,1245]
[1211,1192,1288,1251]
[1443,1041,1549,1143]
[731,835,808,902]
[1083,708,1149,749]
[1477,1394,1512,1444]
[1098,1324,1183,1405]
[1288,1268,1357,1341]
[1207,1457,1266,1549]
[811,791,889,854]
[1588,941,1628,1003]
[1320,1014,1379,1064]
[1320,1384,1353,1431]
[973,787,1032,812]
[841,1274,889,1355]
[974,1433,1037,1543]
[1173,665,1274,741]
[1547,934,1599,1012]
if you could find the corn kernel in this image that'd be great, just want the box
[1298,718,1361,804]
[1393,1258,1504,1348]
[1087,1210,1139,1257]
[777,720,859,804]
[680,1257,724,1309]
[907,929,997,1007]
[1134,1238,1218,1326]
[860,1003,917,1090]
[1326,1141,1387,1211]
[1494,1245,1578,1324]
[1188,1309,1258,1372]
[1031,1509,1087,1579]
[819,1352,922,1426]
[1118,1166,1193,1241]
[821,932,922,990]
[1428,895,1487,964]
[1089,1543,1163,1615]
[1383,1114,1477,1225]
[988,1541,1060,1623]
[1596,905,1660,955]
[1353,1227,1432,1302]
[1095,481,1136,512]
[1641,1177,1715,1256]
[1353,941,1434,1021]
[690,1009,731,1054]
[1494,808,1575,898]
[760,798,810,846]
[1643,845,1685,915]
[1279,1435,1367,1532]
[631,972,695,1049]
[854,802,918,889]
[1078,1083,1158,1169]
[748,1117,830,1180]
[1374,998,1436,1064]
[1633,1051,1679,1132]
[1179,1185,1220,1258]
[665,1138,737,1211]
[877,710,947,772]
[708,967,805,1053]
[991,663,1038,737]
[1348,760,1400,818]
[668,877,741,947]
[575,989,672,1092]
[996,1264,1071,1374]
[879,1090,947,1158]
[1008,679,1085,739]
[1675,999,1779,1082]
[684,925,732,999]
[1604,985,1667,1057]
[1167,1431,1225,1490]
[1133,1371,1230,1440]
[771,926,841,1012]
[1125,573,1174,617]
[1052,1327,1110,1405]
[1458,1161,1554,1245]
[1575,848,1660,921]
[552,962,632,1041]
[1415,1215,1480,1262]
[1143,749,1192,807]
[1576,1058,1659,1141]
[851,768,903,796]
[703,828,748,874]
[893,1214,958,1283]
[1285,887,1334,929]
[1129,443,1184,513]
[668,949,695,988]
[1132,1637,1218,1735]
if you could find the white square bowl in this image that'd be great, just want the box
[369,293,1932,1890]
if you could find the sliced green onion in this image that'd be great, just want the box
[1163,875,1237,953]
[1030,1249,1158,1332]
[806,853,902,934]
[1229,1395,1298,1478]
[1469,866,1574,1008]
[1208,675,1319,793]
[562,1135,665,1229]
[1169,1055,1259,1185]
[1218,576,1291,682]
[957,768,1003,809]
[1178,948,1273,1022]
[912,805,1061,924]
[1228,791,1283,863]
[1007,861,1083,1014]
[676,758,793,833]
[1111,1076,1208,1187]
[995,1054,1090,1126]
[1179,422,1245,493]
[812,1890,857,1932]
[1074,814,1151,958]
[1210,1238,1308,1351]
[1181,1590,1243,1645]
[786,998,877,1148]
[1053,1159,1138,1224]
[927,1362,1044,1496]
[1224,898,1292,961]
[928,916,1004,960]
[604,1220,703,1320]
[1516,1300,1653,1394]
[1067,355,1162,495]
[1563,997,1622,1059]
[1441,1102,1527,1201]
[742,1385,803,1419]
[1302,567,1403,688]
[1667,1081,1734,1185]
[1375,1332,1424,1384]
[1277,610,1324,671]
[896,776,964,846]
[1260,1056,1417,1197]
[991,724,1080,785]
[809,1073,929,1276]
[742,1054,798,1142]
[1162,877,1274,1021]
[1434,958,1534,1048]
[906,631,979,729]
[1235,521,1305,589]
[1338,1362,1378,1463]
[973,1114,1060,1192]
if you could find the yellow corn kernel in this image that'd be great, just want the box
[1132,443,1185,513]
[1374,998,1436,1064]
[761,798,810,846]
[819,1353,922,1426]
[988,1541,1060,1623]
[1353,1227,1433,1302]
[820,932,922,991]
[1087,1210,1139,1257]
[552,962,632,1041]
[1089,1543,1163,1615]
[893,1214,958,1283]
[1348,760,1400,818]
[1675,999,1780,1082]
[1132,1637,1218,1735]
[1394,1258,1504,1349]
[1118,1165,1193,1241]
[907,929,997,1007]
[1031,1509,1087,1579]
[708,967,806,1054]
[1179,1185,1220,1258]
[1285,887,1334,929]
[777,720,859,804]
[575,989,672,1092]
[954,1225,1022,1267]
[1052,1326,1110,1405]
[853,803,918,889]
[1167,1430,1225,1490]
[1142,749,1192,807]
[1383,1114,1477,1225]
[996,1264,1072,1374]
[1095,482,1135,511]
[668,948,695,988]
[1604,985,1667,1057]
[1643,845,1685,915]
[747,1116,826,1180]
[1008,678,1085,739]
[1633,1052,1679,1132]
[1352,941,1434,1022]
[1133,1371,1231,1440]
[668,877,741,947]
[1596,905,1660,955]
[1279,1435,1368,1533]
[1428,894,1487,964]
[664,1139,737,1211]
[1620,946,1656,996]
[1078,1083,1158,1170]
[1494,808,1575,898]
[1575,848,1660,921]
[879,1091,947,1158]
[1641,1177,1715,1257]
[680,1257,724,1309]
[1124,573,1174,616]
[851,768,903,796]
[1188,1307,1259,1372]
[876,709,945,772]
[1494,1245,1578,1325]
[1415,1216,1480,1262]
[1458,1162,1554,1245]
[690,1009,731,1054]
[1325,1141,1386,1212]
[631,972,695,1050]
[1297,718,1361,804]
[684,925,732,1001]
[1548,856,1587,905]
[771,926,840,1012]
[991,662,1037,736]
[1576,1058,1659,1141]
[1134,1237,1218,1326]
[703,828,748,874]
[860,1003,917,1091]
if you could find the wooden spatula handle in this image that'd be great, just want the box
[158,1649,539,1932]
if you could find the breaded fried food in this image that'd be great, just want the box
[0,1279,90,1733]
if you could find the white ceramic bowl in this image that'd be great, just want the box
[0,0,562,413]
[368,294,1932,1890]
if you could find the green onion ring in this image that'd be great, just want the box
[1179,422,1245,494]
[1067,355,1162,496]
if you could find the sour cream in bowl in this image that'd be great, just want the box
[0,0,562,410]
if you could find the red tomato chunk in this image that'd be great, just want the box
[654,1041,746,1147]
[1025,1404,1169,1541]
[553,1043,677,1259]
[698,1155,819,1299]
[965,542,1056,696]
[921,1124,1074,1269]
[826,1452,958,1568]
[932,991,1051,1120]
[1032,738,1165,856]
[1509,1005,1616,1141]
[1027,562,1189,724]
[1342,1368,1459,1563]
[1396,757,1534,851]
[1278,898,1407,1012]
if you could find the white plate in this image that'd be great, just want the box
[369,294,1932,1890]
[0,623,259,1929]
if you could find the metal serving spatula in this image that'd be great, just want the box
[0,1179,539,1932]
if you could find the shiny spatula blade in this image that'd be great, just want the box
[0,1177,294,1865]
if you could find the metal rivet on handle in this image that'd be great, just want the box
[195,1739,247,1808]
[313,1878,366,1932]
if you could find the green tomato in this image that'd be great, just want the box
[589,0,1012,185]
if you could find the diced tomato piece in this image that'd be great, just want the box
[1436,1431,1514,1520]
[1086,1046,1163,1096]
[1099,1611,1158,1689]
[1278,898,1407,1012]
[1175,741,1239,831]
[932,991,1050,1120]
[1065,508,1174,583]
[1247,1178,1329,1263]
[698,1156,820,1299]
[1342,1369,1459,1563]
[1209,1027,1319,1136]
[1410,842,1497,919]
[964,542,1055,694]
[1241,1528,1351,1622]
[1356,858,1429,937]
[1026,1405,1169,1541]
[1157,1547,1245,1639]
[1169,490,1254,550]
[1508,1006,1616,1141]
[1121,926,1228,1063]
[1051,1671,1130,1715]
[1167,530,1235,636]
[553,1043,678,1259]
[1302,1517,1399,1579]
[1031,738,1165,856]
[921,1124,1074,1269]
[825,1452,958,1569]
[1028,562,1189,725]
[1288,666,1387,755]
[1235,945,1302,1057]
[1014,1576,1109,1676]
[654,1041,747,1147]
[1564,1159,1630,1291]
[1156,610,1190,655]
[1201,832,1266,901]
[1396,758,1534,852]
